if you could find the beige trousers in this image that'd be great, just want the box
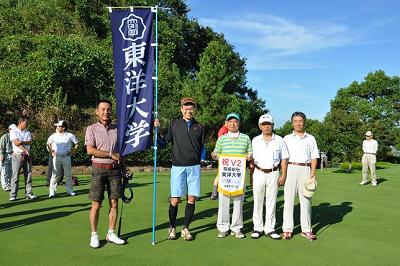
[361,153,376,181]
[282,165,312,233]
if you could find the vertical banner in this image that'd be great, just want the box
[110,9,155,156]
[217,155,247,196]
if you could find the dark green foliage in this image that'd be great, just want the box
[0,0,266,165]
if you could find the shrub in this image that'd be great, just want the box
[340,162,362,170]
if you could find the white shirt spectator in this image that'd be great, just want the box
[47,132,78,155]
[252,133,289,169]
[284,132,319,163]
[363,139,378,154]
[10,128,32,153]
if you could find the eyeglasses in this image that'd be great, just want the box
[182,106,195,111]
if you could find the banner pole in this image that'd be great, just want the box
[151,5,159,246]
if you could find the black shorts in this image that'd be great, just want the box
[89,166,121,202]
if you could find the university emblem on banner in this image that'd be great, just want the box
[217,154,247,196]
[119,13,147,41]
[110,9,155,156]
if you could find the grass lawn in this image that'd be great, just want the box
[1,163,399,265]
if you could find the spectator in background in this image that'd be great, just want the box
[359,131,378,187]
[47,120,78,197]
[210,121,228,200]
[0,124,16,191]
[9,117,37,201]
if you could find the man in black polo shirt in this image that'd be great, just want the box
[155,97,205,241]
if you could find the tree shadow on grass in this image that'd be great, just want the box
[0,204,91,231]
[121,205,220,242]
[0,202,90,219]
[311,202,353,235]
[275,202,353,236]
[377,178,387,185]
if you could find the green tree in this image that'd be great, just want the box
[323,70,400,164]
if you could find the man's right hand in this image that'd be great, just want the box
[154,119,160,128]
[111,152,120,163]
[211,151,219,161]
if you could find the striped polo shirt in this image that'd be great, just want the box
[213,132,253,156]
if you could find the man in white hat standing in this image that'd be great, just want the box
[250,114,289,240]
[360,131,378,187]
[282,112,319,241]
[47,120,79,197]
[0,124,16,191]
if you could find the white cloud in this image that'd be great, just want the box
[200,14,358,70]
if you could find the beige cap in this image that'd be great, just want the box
[365,131,373,136]
[303,178,317,198]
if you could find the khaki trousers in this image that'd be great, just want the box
[361,153,376,182]
[252,169,279,233]
[282,165,312,233]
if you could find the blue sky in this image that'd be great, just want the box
[186,0,400,127]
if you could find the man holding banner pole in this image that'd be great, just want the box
[154,97,205,241]
[85,99,126,248]
[211,113,252,239]
[250,114,288,240]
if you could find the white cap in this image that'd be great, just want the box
[258,114,274,124]
[54,120,66,127]
[8,124,17,130]
[365,131,373,136]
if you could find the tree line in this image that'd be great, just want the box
[0,0,399,165]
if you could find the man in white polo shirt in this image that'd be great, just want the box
[282,112,319,241]
[9,117,37,201]
[47,120,79,197]
[250,114,289,240]
[360,131,378,187]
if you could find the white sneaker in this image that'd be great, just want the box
[372,180,378,187]
[359,180,368,185]
[266,231,282,240]
[67,192,76,196]
[231,231,245,239]
[90,234,100,248]
[9,196,17,201]
[106,232,125,245]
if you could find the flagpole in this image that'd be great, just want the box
[151,5,159,246]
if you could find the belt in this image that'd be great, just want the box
[288,162,311,167]
[254,164,280,173]
[92,162,119,170]
[364,152,376,155]
[56,154,70,158]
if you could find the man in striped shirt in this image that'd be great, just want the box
[212,113,253,239]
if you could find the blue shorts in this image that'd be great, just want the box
[171,165,201,198]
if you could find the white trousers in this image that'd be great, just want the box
[361,154,376,181]
[252,170,279,233]
[217,192,244,233]
[1,154,12,190]
[49,155,73,195]
[282,165,312,233]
